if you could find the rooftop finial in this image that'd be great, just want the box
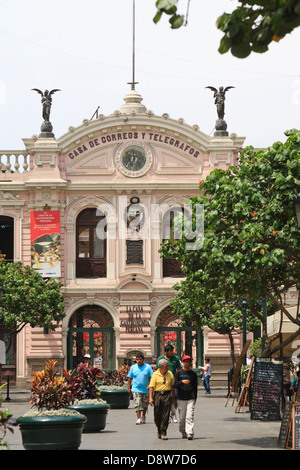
[32,88,60,138]
[206,85,235,137]
[127,0,139,91]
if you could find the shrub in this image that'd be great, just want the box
[67,362,102,400]
[29,360,75,411]
[99,369,128,387]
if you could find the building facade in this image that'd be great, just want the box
[0,88,246,388]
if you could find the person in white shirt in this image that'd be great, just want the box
[199,358,211,394]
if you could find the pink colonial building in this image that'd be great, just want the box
[0,87,245,388]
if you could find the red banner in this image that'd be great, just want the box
[30,211,61,277]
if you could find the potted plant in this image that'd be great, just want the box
[67,362,110,433]
[97,368,130,409]
[0,408,17,450]
[16,360,87,450]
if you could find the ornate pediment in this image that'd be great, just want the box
[62,128,204,178]
[58,111,243,179]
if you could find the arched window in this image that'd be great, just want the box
[76,208,106,278]
[162,207,184,277]
[0,216,14,262]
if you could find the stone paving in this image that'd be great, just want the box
[1,386,284,453]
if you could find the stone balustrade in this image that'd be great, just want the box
[0,152,30,173]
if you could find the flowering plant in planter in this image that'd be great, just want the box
[66,362,103,401]
[66,363,110,433]
[17,360,87,450]
[96,369,130,409]
[98,369,128,388]
[26,359,77,416]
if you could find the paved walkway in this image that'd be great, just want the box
[1,387,284,452]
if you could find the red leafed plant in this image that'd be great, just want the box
[29,359,75,410]
[66,363,102,400]
[99,369,127,387]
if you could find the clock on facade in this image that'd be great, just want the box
[115,142,153,177]
[121,146,147,172]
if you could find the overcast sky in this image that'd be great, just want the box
[0,0,300,150]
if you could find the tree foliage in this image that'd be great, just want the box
[171,275,262,365]
[160,129,300,357]
[153,0,186,29]
[0,258,65,349]
[153,0,300,57]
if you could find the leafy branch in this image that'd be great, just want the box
[153,0,300,57]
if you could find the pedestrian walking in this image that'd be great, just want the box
[127,353,153,424]
[149,358,176,440]
[83,354,91,365]
[148,354,158,372]
[290,370,300,396]
[156,344,181,422]
[156,344,181,377]
[175,355,198,440]
[199,358,211,394]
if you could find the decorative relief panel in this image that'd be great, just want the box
[153,149,202,174]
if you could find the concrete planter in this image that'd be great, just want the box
[99,388,130,409]
[69,402,110,432]
[16,414,87,450]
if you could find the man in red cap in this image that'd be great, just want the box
[174,355,198,440]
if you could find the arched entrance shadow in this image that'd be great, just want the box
[67,304,114,370]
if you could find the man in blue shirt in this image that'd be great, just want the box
[127,353,153,424]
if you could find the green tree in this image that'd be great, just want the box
[160,129,300,357]
[153,0,300,57]
[171,275,261,366]
[0,257,65,352]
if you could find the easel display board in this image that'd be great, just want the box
[235,356,255,413]
[278,402,300,450]
[251,357,283,421]
[225,340,251,407]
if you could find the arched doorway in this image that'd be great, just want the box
[124,349,146,367]
[0,216,14,262]
[67,305,114,370]
[0,328,16,385]
[156,307,203,367]
[0,216,15,383]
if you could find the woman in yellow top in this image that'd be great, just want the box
[149,358,176,440]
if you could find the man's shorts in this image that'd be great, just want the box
[133,392,149,411]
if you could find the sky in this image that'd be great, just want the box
[0,0,300,150]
